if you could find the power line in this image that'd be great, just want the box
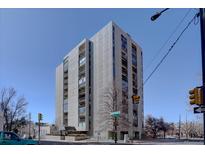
[143,12,200,86]
[145,8,192,72]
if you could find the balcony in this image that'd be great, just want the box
[79,107,86,116]
[79,66,85,76]
[79,43,86,54]
[79,82,86,89]
[121,59,128,68]
[133,88,138,94]
[64,79,68,84]
[79,97,85,103]
[79,121,85,129]
[122,68,128,76]
[79,57,86,66]
[64,85,68,90]
[133,120,138,127]
[122,75,128,82]
[79,87,85,94]
[133,106,138,113]
[79,100,85,107]
[79,77,86,85]
[132,66,137,73]
[121,51,127,59]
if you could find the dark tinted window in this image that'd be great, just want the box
[4,132,19,140]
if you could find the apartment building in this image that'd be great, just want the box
[56,21,144,140]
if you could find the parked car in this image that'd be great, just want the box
[0,131,38,145]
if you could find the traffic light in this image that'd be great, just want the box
[38,113,43,121]
[132,95,140,104]
[189,87,203,105]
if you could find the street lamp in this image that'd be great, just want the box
[151,8,169,21]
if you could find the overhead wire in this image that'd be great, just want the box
[143,12,200,86]
[145,8,192,72]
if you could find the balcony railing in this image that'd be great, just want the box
[79,57,86,66]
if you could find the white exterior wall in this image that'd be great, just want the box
[66,45,79,130]
[90,22,113,139]
[55,64,63,129]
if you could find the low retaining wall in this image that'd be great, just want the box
[42,135,75,141]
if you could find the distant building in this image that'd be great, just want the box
[56,21,144,140]
[18,122,51,139]
[34,123,51,138]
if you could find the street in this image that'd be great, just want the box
[38,138,204,145]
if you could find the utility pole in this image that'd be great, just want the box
[179,115,181,140]
[38,116,40,145]
[199,8,205,145]
[38,113,43,145]
[114,117,117,144]
[28,113,31,139]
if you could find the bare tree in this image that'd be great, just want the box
[0,87,28,132]
[158,117,170,139]
[98,84,131,141]
[180,120,203,138]
[168,122,176,136]
[145,115,175,139]
[145,115,160,138]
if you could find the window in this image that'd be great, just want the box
[79,65,85,73]
[79,122,85,128]
[79,87,85,94]
[133,104,138,111]
[122,75,128,82]
[122,59,127,67]
[122,80,128,92]
[79,107,86,114]
[63,101,68,113]
[133,74,137,81]
[63,62,68,72]
[132,66,137,74]
[132,58,137,66]
[121,35,127,51]
[79,76,86,85]
[133,88,138,94]
[4,132,19,140]
[79,93,85,99]
[122,67,128,75]
[79,57,86,66]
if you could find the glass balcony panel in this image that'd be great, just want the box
[79,57,86,66]
[79,107,86,116]
[79,77,86,85]
[79,122,85,129]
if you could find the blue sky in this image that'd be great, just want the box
[0,9,202,124]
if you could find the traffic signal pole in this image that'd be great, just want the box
[38,117,40,145]
[38,113,42,145]
[199,8,205,145]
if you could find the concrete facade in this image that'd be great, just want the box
[55,64,63,130]
[56,21,144,140]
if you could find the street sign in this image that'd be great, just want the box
[110,111,120,118]
[194,106,205,114]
